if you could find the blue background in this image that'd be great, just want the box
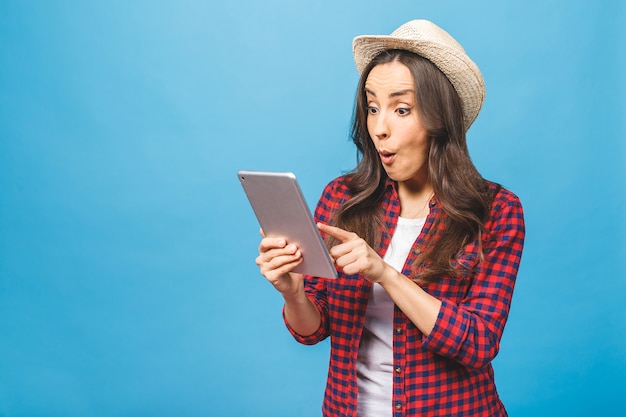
[1,1,624,416]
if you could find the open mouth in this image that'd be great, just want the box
[378,150,396,165]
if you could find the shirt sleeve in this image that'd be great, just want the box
[283,276,330,345]
[421,190,525,369]
[283,178,344,345]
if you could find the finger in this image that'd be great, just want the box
[317,222,357,243]
[331,242,367,269]
[270,254,302,275]
[328,238,362,260]
[257,243,299,265]
[258,236,288,252]
[332,251,358,271]
[265,262,303,286]
[258,250,303,278]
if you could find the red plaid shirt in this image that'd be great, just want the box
[284,176,525,417]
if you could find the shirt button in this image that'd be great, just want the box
[395,403,402,410]
[395,367,401,373]
[396,327,403,334]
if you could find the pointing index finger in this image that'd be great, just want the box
[317,222,355,243]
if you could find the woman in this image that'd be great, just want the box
[256,20,525,417]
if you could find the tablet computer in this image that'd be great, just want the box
[238,170,338,279]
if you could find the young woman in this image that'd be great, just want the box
[255,20,525,417]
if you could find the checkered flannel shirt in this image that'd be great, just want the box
[284,176,525,417]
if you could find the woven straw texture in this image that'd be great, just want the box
[353,20,485,130]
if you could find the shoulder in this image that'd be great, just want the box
[485,181,525,231]
[313,175,352,222]
[488,181,523,211]
[319,175,352,201]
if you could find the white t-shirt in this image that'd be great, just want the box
[356,216,426,417]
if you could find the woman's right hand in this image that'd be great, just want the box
[256,229,322,336]
[255,230,304,296]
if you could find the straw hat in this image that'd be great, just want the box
[353,19,485,130]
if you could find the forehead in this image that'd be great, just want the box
[364,61,415,93]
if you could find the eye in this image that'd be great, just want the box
[397,107,411,116]
[367,106,379,115]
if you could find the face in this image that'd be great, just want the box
[365,61,431,192]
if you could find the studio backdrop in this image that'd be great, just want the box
[0,1,624,416]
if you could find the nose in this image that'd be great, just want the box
[371,111,389,140]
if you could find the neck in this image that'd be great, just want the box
[397,180,434,219]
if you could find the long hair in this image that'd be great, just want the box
[333,49,496,283]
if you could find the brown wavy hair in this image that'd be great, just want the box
[332,49,497,283]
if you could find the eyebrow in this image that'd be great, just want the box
[364,88,414,98]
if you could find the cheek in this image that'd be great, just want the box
[405,136,430,162]
[416,141,431,159]
[410,127,430,151]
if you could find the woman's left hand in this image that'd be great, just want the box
[317,222,390,283]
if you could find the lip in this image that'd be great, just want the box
[378,150,396,165]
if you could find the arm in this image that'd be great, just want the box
[256,234,321,336]
[421,195,525,368]
[378,266,442,336]
[317,223,442,336]
[319,192,525,369]
[282,279,322,337]
[256,178,345,342]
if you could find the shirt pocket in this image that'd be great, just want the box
[452,240,481,278]
[424,241,480,301]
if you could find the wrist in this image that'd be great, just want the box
[281,280,307,304]
[376,263,400,286]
